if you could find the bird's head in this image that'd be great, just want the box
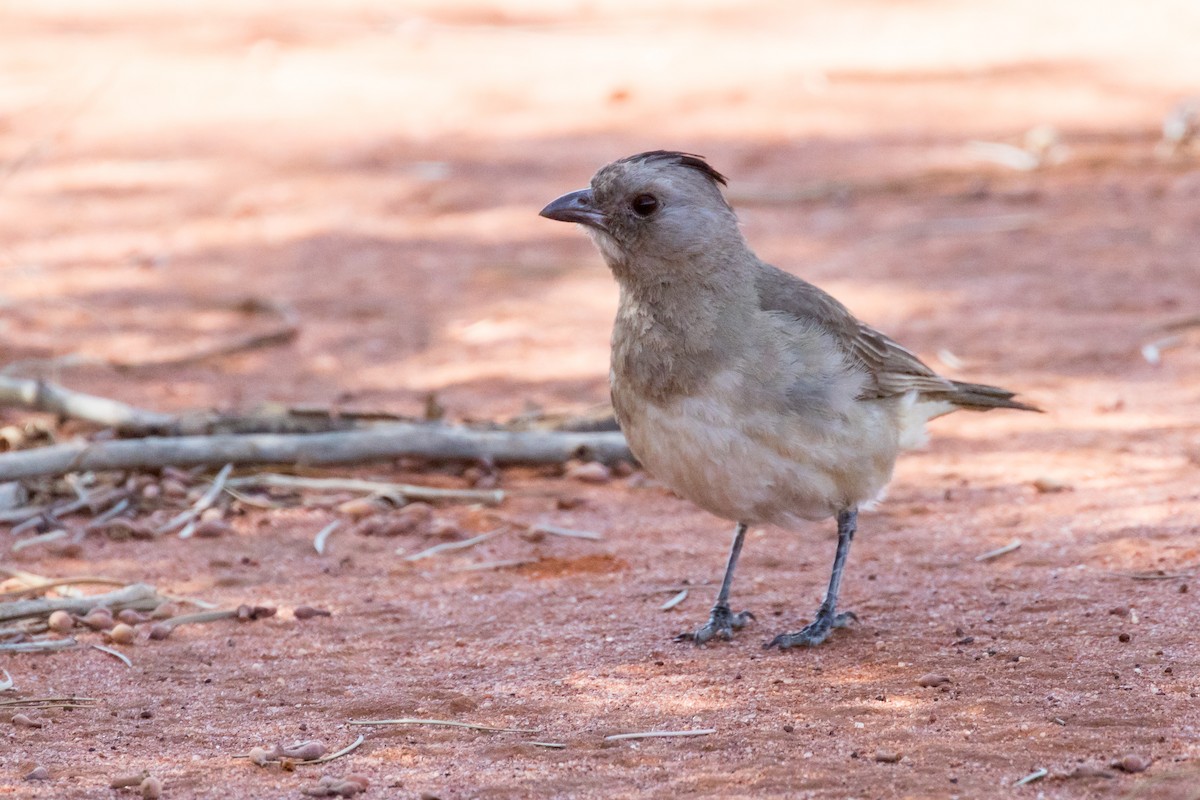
[539,151,743,278]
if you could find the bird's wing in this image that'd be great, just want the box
[755,264,1037,410]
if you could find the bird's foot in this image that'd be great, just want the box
[765,610,857,650]
[675,604,755,645]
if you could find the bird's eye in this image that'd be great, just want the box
[630,194,658,217]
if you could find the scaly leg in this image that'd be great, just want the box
[676,522,755,644]
[766,508,858,649]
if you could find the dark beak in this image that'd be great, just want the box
[539,188,607,230]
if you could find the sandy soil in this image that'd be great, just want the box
[2,1,1199,797]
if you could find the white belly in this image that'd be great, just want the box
[617,371,911,528]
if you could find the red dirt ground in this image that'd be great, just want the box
[2,1,1199,798]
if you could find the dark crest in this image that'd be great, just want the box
[622,150,728,186]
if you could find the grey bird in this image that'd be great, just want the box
[539,151,1039,648]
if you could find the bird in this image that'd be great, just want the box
[539,151,1039,649]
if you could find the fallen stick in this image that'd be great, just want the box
[403,529,503,561]
[0,377,396,437]
[0,576,128,602]
[157,463,233,535]
[1,487,126,527]
[348,718,537,733]
[228,473,504,506]
[312,520,339,555]
[0,424,632,481]
[0,696,96,708]
[0,582,160,625]
[974,540,1022,562]
[452,558,536,572]
[528,523,602,541]
[0,376,177,433]
[0,638,77,652]
[91,643,132,667]
[604,729,716,741]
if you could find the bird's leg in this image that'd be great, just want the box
[676,522,755,644]
[767,508,858,649]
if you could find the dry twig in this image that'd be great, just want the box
[0,576,127,602]
[348,718,537,733]
[0,696,95,708]
[604,729,717,741]
[0,638,77,652]
[528,523,602,541]
[660,589,689,611]
[228,473,504,506]
[10,530,68,552]
[298,735,366,766]
[156,463,232,535]
[974,540,1022,562]
[91,643,132,667]
[453,558,536,572]
[0,424,631,481]
[0,582,159,624]
[313,521,339,555]
[0,376,177,434]
[402,529,504,561]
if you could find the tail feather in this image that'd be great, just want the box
[930,380,1042,413]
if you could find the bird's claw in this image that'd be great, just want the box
[765,610,857,649]
[676,604,755,645]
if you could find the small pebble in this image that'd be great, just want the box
[99,519,149,541]
[1113,754,1151,773]
[236,604,277,621]
[107,623,136,645]
[567,461,612,483]
[194,518,231,538]
[874,749,902,763]
[160,478,190,499]
[428,517,461,539]
[140,775,162,799]
[148,623,173,640]
[47,610,74,633]
[612,460,635,477]
[385,502,435,535]
[294,606,332,620]
[24,766,49,781]
[1118,633,1131,643]
[917,673,950,688]
[337,497,388,519]
[12,713,44,728]
[1032,476,1071,493]
[150,602,176,620]
[118,609,151,625]
[519,527,546,543]
[79,607,115,630]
